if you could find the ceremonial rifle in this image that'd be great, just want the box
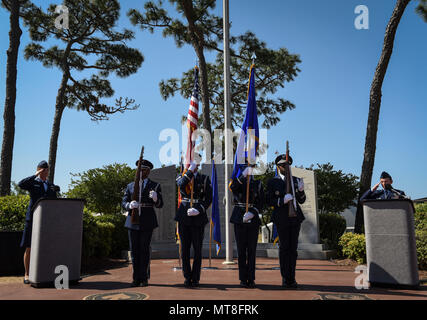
[285,141,297,218]
[131,146,145,224]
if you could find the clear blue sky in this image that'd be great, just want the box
[0,0,426,199]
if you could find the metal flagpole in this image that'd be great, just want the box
[223,0,235,265]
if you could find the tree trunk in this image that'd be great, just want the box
[47,73,68,183]
[354,0,410,233]
[0,0,23,196]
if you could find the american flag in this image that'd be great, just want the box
[185,66,199,167]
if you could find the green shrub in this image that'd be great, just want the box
[415,203,427,231]
[319,213,347,251]
[96,214,128,258]
[415,229,427,270]
[0,195,29,231]
[81,209,115,263]
[339,232,366,264]
[414,204,427,270]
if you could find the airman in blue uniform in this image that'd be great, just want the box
[361,171,406,200]
[266,155,306,289]
[229,164,264,288]
[122,159,163,287]
[175,161,212,288]
[18,161,59,284]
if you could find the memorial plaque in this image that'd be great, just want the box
[149,165,177,244]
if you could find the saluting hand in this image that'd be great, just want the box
[372,182,381,192]
[35,168,45,177]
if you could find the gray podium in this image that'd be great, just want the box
[29,198,84,288]
[363,199,419,289]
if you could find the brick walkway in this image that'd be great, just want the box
[0,259,426,300]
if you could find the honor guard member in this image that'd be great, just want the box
[175,160,212,288]
[360,171,406,200]
[122,159,163,287]
[18,161,60,284]
[266,154,306,289]
[229,164,264,288]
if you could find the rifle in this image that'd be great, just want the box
[285,141,297,218]
[131,146,145,224]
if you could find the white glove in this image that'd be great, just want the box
[189,161,198,172]
[242,166,253,177]
[283,194,294,204]
[129,201,139,209]
[243,212,255,223]
[187,208,200,216]
[149,190,158,202]
[298,178,304,192]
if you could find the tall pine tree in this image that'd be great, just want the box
[0,0,33,195]
[128,0,301,155]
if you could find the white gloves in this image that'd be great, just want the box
[283,194,294,204]
[149,190,158,202]
[242,166,253,177]
[243,212,255,223]
[189,161,198,172]
[129,201,139,209]
[298,178,304,192]
[187,208,200,216]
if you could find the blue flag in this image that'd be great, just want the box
[211,160,221,255]
[230,65,259,185]
[272,223,279,245]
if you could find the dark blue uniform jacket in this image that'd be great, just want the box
[229,174,264,226]
[175,170,212,227]
[266,175,306,225]
[122,179,163,231]
[18,175,58,221]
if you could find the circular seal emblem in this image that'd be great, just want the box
[83,292,149,301]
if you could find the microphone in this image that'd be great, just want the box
[390,187,406,199]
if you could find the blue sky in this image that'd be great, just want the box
[0,0,426,199]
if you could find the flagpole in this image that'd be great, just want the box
[223,0,235,265]
[209,220,212,268]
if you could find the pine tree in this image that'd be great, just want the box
[128,0,301,151]
[355,0,411,233]
[0,0,33,196]
[24,0,143,183]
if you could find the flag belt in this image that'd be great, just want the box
[181,198,200,204]
[235,203,254,208]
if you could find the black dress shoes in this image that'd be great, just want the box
[247,281,256,289]
[141,281,148,287]
[131,281,141,287]
[23,279,30,285]
[191,281,200,288]
[184,279,192,288]
[240,281,248,288]
[282,280,298,289]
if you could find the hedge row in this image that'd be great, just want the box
[0,195,129,263]
[336,203,427,269]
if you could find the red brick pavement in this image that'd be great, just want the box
[0,259,426,300]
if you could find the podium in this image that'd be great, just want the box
[363,199,419,289]
[29,199,84,288]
